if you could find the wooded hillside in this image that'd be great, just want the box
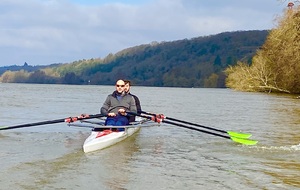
[0,30,268,87]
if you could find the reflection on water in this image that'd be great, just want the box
[242,143,300,189]
[85,133,141,190]
[264,160,300,188]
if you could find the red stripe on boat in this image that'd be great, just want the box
[96,130,113,138]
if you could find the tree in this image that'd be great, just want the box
[204,73,219,88]
[226,6,300,93]
[62,72,83,84]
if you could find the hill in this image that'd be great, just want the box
[0,30,269,87]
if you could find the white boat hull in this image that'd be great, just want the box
[83,127,140,153]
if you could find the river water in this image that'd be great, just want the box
[0,83,299,190]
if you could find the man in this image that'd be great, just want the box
[124,80,142,122]
[100,79,137,129]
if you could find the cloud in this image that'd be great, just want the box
[0,0,285,66]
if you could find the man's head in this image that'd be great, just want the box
[124,80,131,93]
[115,79,125,94]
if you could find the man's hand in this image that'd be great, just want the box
[108,112,116,117]
[118,108,126,116]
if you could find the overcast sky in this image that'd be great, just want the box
[0,0,287,67]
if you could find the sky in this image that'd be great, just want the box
[0,0,288,67]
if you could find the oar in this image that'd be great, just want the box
[127,112,258,146]
[162,120,258,145]
[0,114,104,131]
[140,111,251,139]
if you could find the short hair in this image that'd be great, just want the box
[124,80,131,85]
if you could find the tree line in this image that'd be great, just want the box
[0,30,268,88]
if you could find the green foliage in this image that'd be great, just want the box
[0,31,268,87]
[226,7,300,94]
[86,30,266,87]
[27,70,59,84]
[62,72,84,84]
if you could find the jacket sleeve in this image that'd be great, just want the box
[100,96,110,115]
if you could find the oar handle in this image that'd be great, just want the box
[64,114,104,123]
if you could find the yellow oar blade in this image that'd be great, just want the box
[230,137,258,145]
[227,131,252,139]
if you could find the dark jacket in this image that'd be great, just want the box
[130,93,142,114]
[127,92,142,122]
[100,91,137,116]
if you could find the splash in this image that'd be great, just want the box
[290,144,300,151]
[246,143,300,152]
[264,144,300,152]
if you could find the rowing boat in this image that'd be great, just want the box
[69,117,157,153]
[83,118,157,153]
[83,127,140,153]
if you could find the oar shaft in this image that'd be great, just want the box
[166,117,227,134]
[0,119,65,130]
[162,120,230,139]
[0,114,104,131]
[141,111,227,134]
[128,112,258,145]
[164,120,257,145]
[130,112,230,139]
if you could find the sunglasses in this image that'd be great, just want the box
[116,85,125,87]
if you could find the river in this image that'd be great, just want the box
[0,83,299,190]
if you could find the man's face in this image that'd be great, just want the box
[115,80,125,93]
[124,83,130,93]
